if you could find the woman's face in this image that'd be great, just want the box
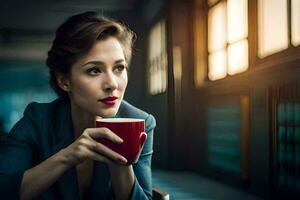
[65,37,128,117]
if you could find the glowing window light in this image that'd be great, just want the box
[208,50,227,80]
[160,22,167,93]
[154,63,160,94]
[258,0,288,58]
[161,52,168,92]
[291,0,300,46]
[228,39,249,75]
[149,60,155,94]
[208,2,227,53]
[149,22,161,60]
[148,20,168,95]
[173,47,182,81]
[207,0,248,81]
[227,0,248,43]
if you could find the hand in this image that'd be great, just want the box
[60,128,128,167]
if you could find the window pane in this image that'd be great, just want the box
[208,2,227,52]
[292,0,300,46]
[173,46,182,81]
[161,52,168,92]
[227,0,248,43]
[148,20,168,95]
[258,0,288,58]
[228,39,249,75]
[149,22,162,60]
[149,60,155,94]
[160,20,168,93]
[208,50,227,80]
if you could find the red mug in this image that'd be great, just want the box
[95,118,147,165]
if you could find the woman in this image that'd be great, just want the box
[0,11,155,200]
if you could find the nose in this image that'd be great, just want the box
[102,71,118,92]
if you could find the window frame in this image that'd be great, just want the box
[194,0,300,90]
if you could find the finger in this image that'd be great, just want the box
[94,142,127,164]
[86,150,111,164]
[82,139,127,165]
[87,148,127,165]
[85,128,123,143]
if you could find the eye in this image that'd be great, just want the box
[86,67,101,76]
[114,65,127,73]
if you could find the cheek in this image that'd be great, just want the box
[120,75,128,91]
[71,79,96,97]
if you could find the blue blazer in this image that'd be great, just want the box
[0,98,155,200]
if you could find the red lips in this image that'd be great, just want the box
[99,96,118,106]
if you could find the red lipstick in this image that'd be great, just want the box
[99,96,118,106]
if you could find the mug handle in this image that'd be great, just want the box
[139,132,147,148]
[133,132,147,164]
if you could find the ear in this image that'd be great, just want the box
[56,73,71,92]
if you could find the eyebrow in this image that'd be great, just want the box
[81,59,126,67]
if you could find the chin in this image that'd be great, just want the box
[96,108,118,118]
[90,101,122,118]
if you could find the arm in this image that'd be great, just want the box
[0,117,36,200]
[108,164,135,200]
[0,116,127,200]
[19,128,127,200]
[20,149,72,200]
[108,114,155,200]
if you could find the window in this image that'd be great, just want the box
[258,0,300,58]
[258,0,288,58]
[273,82,300,193]
[291,0,300,47]
[208,0,248,81]
[196,0,300,86]
[148,20,168,95]
[207,95,250,178]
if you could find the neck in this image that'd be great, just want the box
[70,100,97,139]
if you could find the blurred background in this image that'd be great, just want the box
[0,0,300,199]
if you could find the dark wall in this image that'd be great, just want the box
[167,0,197,170]
[122,0,170,169]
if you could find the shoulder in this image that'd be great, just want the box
[22,98,64,127]
[119,100,156,132]
[7,98,63,144]
[23,98,61,119]
[10,98,65,135]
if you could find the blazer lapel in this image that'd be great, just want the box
[52,98,80,200]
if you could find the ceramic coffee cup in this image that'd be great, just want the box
[95,118,147,165]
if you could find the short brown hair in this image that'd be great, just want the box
[46,11,135,98]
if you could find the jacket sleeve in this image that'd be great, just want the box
[130,114,156,200]
[0,115,37,199]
